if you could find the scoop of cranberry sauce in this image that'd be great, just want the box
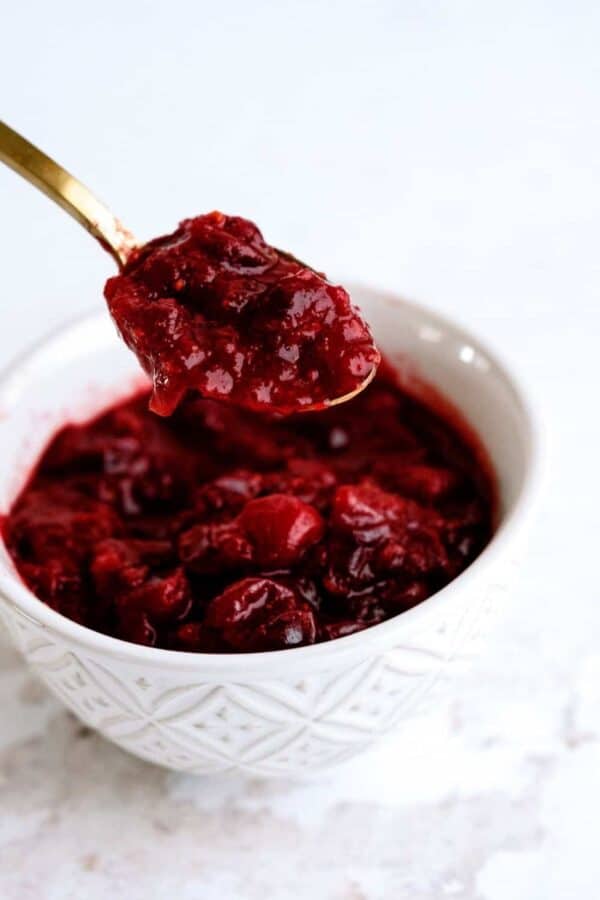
[3,362,494,652]
[104,212,381,416]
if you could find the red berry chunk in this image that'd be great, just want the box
[238,494,324,568]
[123,568,192,624]
[91,539,149,598]
[19,558,87,624]
[195,469,263,514]
[324,482,450,598]
[205,578,317,651]
[178,521,253,575]
[7,485,120,564]
[261,459,337,509]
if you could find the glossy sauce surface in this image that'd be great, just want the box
[3,362,494,652]
[105,213,380,416]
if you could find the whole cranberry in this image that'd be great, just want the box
[238,494,324,568]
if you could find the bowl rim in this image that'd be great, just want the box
[0,286,543,673]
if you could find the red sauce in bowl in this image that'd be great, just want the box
[105,212,380,416]
[2,361,494,652]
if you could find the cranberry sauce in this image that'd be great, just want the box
[105,213,380,416]
[2,361,494,653]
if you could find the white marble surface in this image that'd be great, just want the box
[1,2,599,897]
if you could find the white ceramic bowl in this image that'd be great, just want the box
[0,286,538,776]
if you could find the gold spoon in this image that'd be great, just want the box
[0,120,136,268]
[0,120,377,408]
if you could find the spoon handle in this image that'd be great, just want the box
[0,120,136,268]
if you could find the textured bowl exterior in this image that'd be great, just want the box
[0,570,509,776]
[0,287,537,776]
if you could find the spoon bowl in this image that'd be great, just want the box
[0,120,378,411]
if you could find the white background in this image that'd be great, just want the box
[1,2,599,898]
